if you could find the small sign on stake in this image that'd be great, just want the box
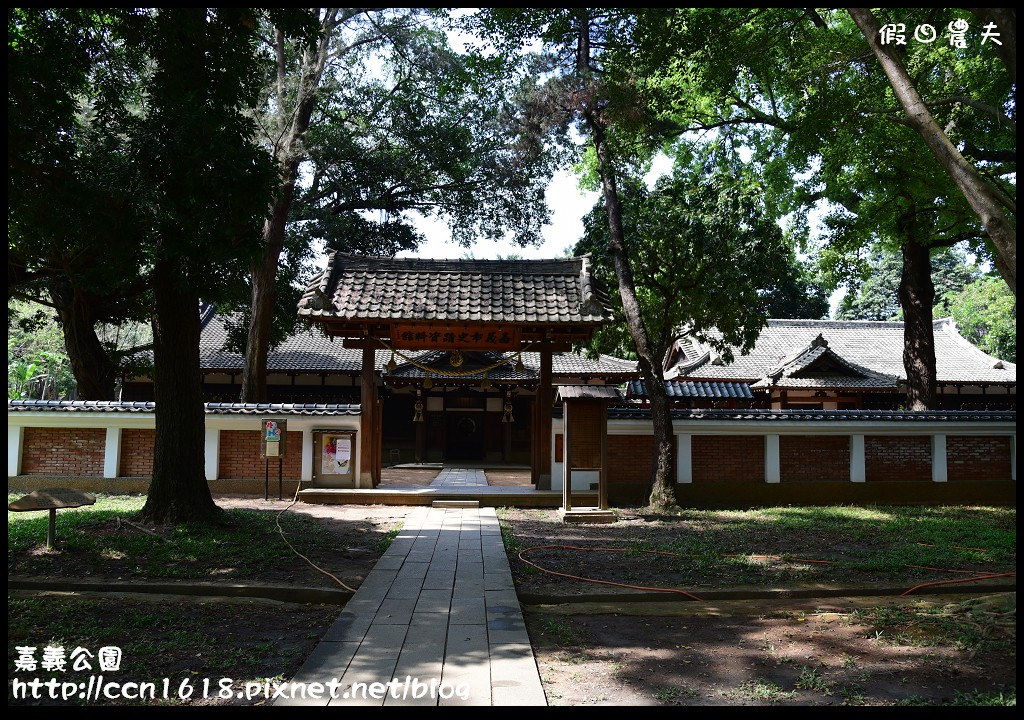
[260,418,287,458]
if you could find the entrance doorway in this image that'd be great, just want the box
[445,411,484,461]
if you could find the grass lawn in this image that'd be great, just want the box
[498,505,1016,594]
[8,494,405,588]
[8,593,337,706]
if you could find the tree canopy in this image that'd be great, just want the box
[576,144,819,364]
[837,246,979,322]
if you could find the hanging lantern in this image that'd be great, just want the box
[413,399,424,422]
[502,400,514,423]
[423,371,433,389]
[386,352,397,373]
[481,371,491,389]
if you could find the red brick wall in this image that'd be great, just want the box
[780,435,850,482]
[607,435,673,485]
[947,436,1012,482]
[119,429,155,477]
[692,435,764,483]
[217,430,302,480]
[866,435,931,482]
[22,427,106,476]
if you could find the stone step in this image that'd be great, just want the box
[432,500,480,508]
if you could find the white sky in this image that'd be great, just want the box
[397,154,676,261]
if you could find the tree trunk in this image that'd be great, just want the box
[50,282,118,400]
[139,259,220,524]
[899,240,937,410]
[240,188,292,403]
[849,7,1017,295]
[240,14,336,402]
[589,118,677,510]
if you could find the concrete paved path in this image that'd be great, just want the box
[277,505,545,706]
[430,468,488,487]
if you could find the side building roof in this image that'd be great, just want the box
[669,318,1015,386]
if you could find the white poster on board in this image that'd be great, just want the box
[323,435,351,474]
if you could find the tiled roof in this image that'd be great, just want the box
[7,400,360,415]
[551,405,1016,422]
[199,313,368,372]
[627,380,754,399]
[671,319,1016,385]
[750,334,900,390]
[194,313,637,379]
[298,253,613,325]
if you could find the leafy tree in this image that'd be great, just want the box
[10,8,307,523]
[8,301,76,400]
[837,246,979,321]
[8,8,152,400]
[237,9,558,401]
[848,8,1016,293]
[577,145,804,373]
[950,276,1016,363]
[641,8,1010,409]
[761,249,830,320]
[474,9,722,508]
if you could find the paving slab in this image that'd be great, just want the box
[278,488,545,706]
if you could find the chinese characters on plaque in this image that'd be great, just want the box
[390,324,521,350]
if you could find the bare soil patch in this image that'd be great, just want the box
[486,469,533,487]
[526,593,1016,706]
[378,468,439,486]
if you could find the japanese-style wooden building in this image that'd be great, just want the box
[296,253,616,488]
[89,254,1014,507]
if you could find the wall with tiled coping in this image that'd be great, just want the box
[7,404,1017,506]
[552,411,1016,506]
[7,404,362,494]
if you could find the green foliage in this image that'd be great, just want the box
[950,276,1016,362]
[7,301,75,400]
[576,143,798,362]
[221,9,560,355]
[837,246,979,321]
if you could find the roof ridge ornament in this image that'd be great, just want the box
[578,255,605,317]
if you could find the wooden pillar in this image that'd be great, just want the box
[537,348,553,489]
[360,346,377,487]
[562,400,571,511]
[503,417,512,463]
[415,414,426,463]
[599,400,609,510]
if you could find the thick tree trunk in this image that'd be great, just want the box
[240,186,292,403]
[575,12,675,509]
[849,7,1016,295]
[50,283,118,400]
[899,240,937,410]
[240,14,336,402]
[589,119,677,510]
[139,260,220,524]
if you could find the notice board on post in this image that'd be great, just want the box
[260,418,288,458]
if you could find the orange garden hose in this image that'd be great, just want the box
[900,573,1017,596]
[518,544,705,601]
[517,544,1015,600]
